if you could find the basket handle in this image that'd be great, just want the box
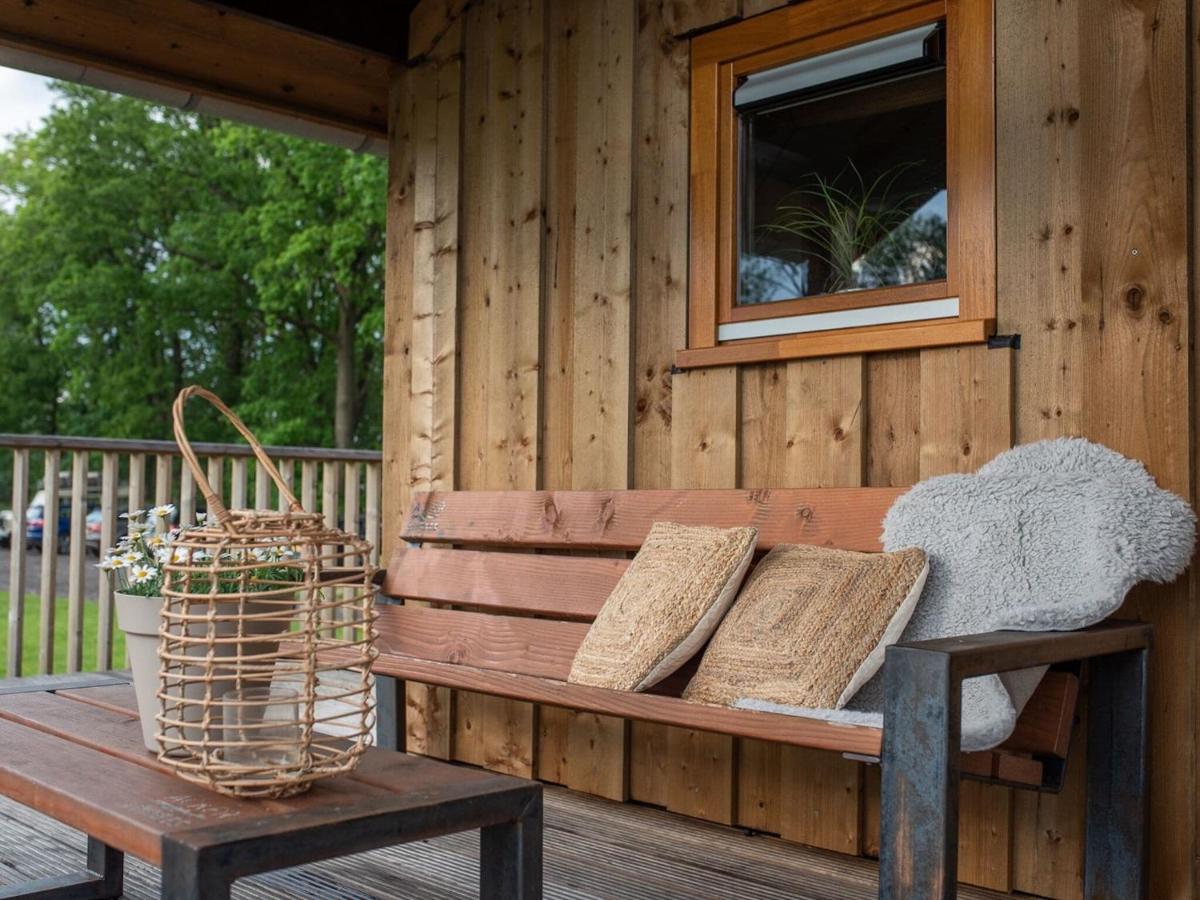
[172,385,303,527]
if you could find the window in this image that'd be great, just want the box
[680,0,995,367]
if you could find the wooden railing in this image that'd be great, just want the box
[0,434,382,678]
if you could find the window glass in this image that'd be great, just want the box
[738,62,947,305]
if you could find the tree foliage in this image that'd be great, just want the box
[0,82,385,448]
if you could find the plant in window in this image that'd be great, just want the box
[761,160,927,295]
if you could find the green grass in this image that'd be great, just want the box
[0,591,126,676]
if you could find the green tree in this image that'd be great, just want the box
[0,82,385,448]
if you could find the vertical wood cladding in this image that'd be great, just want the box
[384,1,1194,894]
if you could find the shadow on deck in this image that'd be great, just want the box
[0,782,1009,899]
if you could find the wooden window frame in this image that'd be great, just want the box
[678,0,995,369]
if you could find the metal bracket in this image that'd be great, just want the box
[987,333,1021,350]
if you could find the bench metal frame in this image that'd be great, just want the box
[376,620,1151,900]
[880,622,1151,900]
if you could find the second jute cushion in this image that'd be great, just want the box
[568,522,758,692]
[683,544,928,710]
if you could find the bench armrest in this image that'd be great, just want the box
[880,620,1151,896]
[889,619,1152,680]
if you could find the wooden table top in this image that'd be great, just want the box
[0,678,533,866]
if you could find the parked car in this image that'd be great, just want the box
[26,501,70,553]
[0,509,12,548]
[85,508,103,555]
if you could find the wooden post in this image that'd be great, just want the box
[6,448,29,677]
[37,450,61,674]
[66,451,88,673]
[96,452,118,669]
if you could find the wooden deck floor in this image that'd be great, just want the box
[0,781,1009,899]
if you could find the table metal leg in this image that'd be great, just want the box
[0,837,123,900]
[480,793,543,900]
[161,841,230,900]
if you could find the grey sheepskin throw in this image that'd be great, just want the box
[738,438,1195,751]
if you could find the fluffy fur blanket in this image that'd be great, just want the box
[739,438,1195,751]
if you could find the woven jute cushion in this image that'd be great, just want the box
[683,544,928,710]
[568,522,758,692]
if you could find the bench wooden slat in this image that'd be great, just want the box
[999,670,1079,758]
[402,488,902,551]
[377,604,591,681]
[382,547,626,620]
[360,650,885,757]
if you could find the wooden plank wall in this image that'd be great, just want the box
[382,0,1196,894]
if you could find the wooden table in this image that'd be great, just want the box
[0,674,542,899]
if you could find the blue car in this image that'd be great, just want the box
[25,501,70,553]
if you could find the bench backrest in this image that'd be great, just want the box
[380,488,904,686]
[378,488,1079,776]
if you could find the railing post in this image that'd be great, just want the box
[128,452,146,514]
[301,459,318,511]
[97,452,119,669]
[880,645,961,900]
[66,450,88,673]
[254,458,271,510]
[230,457,247,509]
[365,462,381,566]
[180,461,196,526]
[155,454,173,511]
[276,459,294,513]
[38,450,61,674]
[6,448,29,677]
[206,456,225,513]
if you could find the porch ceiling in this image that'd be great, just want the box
[0,0,416,140]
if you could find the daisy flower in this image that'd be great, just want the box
[171,547,192,564]
[97,556,122,572]
[149,504,175,519]
[129,564,157,585]
[146,533,166,548]
[119,550,142,567]
[119,509,145,521]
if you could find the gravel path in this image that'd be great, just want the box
[0,545,101,599]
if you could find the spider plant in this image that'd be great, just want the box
[760,160,926,295]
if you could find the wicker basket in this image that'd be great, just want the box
[156,386,379,798]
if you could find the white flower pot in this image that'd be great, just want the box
[114,591,293,754]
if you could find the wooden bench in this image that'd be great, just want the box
[372,488,1152,899]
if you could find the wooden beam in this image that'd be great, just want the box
[409,0,474,61]
[0,0,390,136]
[455,0,546,781]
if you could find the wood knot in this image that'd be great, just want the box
[796,505,813,521]
[1158,307,1173,325]
[596,496,616,531]
[542,497,561,527]
[1124,285,1145,316]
